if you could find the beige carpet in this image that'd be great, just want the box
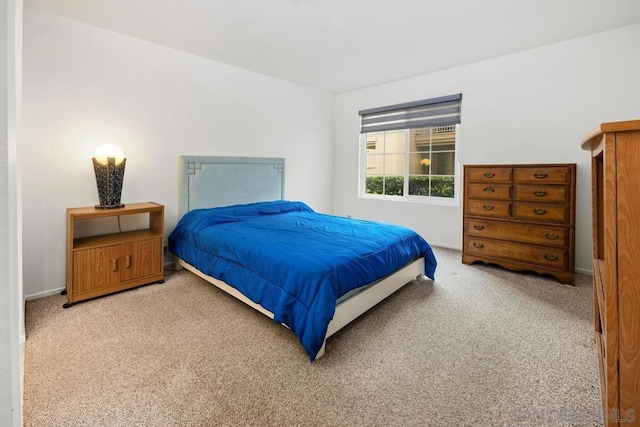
[23,247,602,426]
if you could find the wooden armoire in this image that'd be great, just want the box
[582,120,640,426]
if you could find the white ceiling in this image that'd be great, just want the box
[24,0,640,93]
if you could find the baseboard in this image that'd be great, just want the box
[427,244,594,276]
[23,255,591,301]
[25,264,177,301]
[575,267,593,276]
[24,287,65,301]
[428,242,462,251]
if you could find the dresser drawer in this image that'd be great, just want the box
[465,218,569,247]
[466,183,511,200]
[513,185,569,203]
[467,167,513,183]
[466,199,511,218]
[513,202,570,224]
[465,238,568,269]
[514,166,573,184]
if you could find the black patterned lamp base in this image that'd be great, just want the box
[95,203,125,210]
[93,157,126,209]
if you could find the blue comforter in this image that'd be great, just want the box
[168,200,437,360]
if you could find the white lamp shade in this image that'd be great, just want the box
[94,144,125,165]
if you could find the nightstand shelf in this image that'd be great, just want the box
[65,202,164,307]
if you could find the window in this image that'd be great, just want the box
[359,94,461,203]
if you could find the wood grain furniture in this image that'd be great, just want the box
[172,156,433,360]
[582,120,640,425]
[65,202,164,308]
[462,163,576,284]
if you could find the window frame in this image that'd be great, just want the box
[358,124,461,207]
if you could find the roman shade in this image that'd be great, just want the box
[359,93,462,134]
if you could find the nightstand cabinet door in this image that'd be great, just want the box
[73,246,121,293]
[121,238,163,282]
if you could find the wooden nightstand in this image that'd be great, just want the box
[64,202,165,308]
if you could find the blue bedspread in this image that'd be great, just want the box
[168,200,437,360]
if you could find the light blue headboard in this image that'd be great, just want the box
[179,156,285,218]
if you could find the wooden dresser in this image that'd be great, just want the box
[582,120,640,425]
[462,163,576,284]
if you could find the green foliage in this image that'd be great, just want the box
[365,175,404,196]
[366,175,454,198]
[408,176,429,196]
[428,176,455,198]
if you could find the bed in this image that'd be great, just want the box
[169,156,437,361]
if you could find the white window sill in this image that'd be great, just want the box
[358,193,460,207]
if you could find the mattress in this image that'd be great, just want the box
[169,200,437,360]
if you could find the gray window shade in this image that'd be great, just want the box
[359,93,462,134]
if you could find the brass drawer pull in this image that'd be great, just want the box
[545,232,559,240]
[483,187,495,193]
[533,191,547,197]
[483,205,495,211]
[483,172,495,178]
[534,173,548,179]
[473,224,485,230]
[544,254,559,261]
[473,242,484,249]
[533,208,547,215]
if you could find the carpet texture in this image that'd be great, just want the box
[23,247,602,426]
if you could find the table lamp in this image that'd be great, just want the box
[92,144,126,209]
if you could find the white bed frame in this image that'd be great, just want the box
[175,156,428,359]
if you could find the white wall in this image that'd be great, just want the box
[21,9,335,298]
[334,23,640,274]
[2,0,23,425]
[20,8,640,297]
